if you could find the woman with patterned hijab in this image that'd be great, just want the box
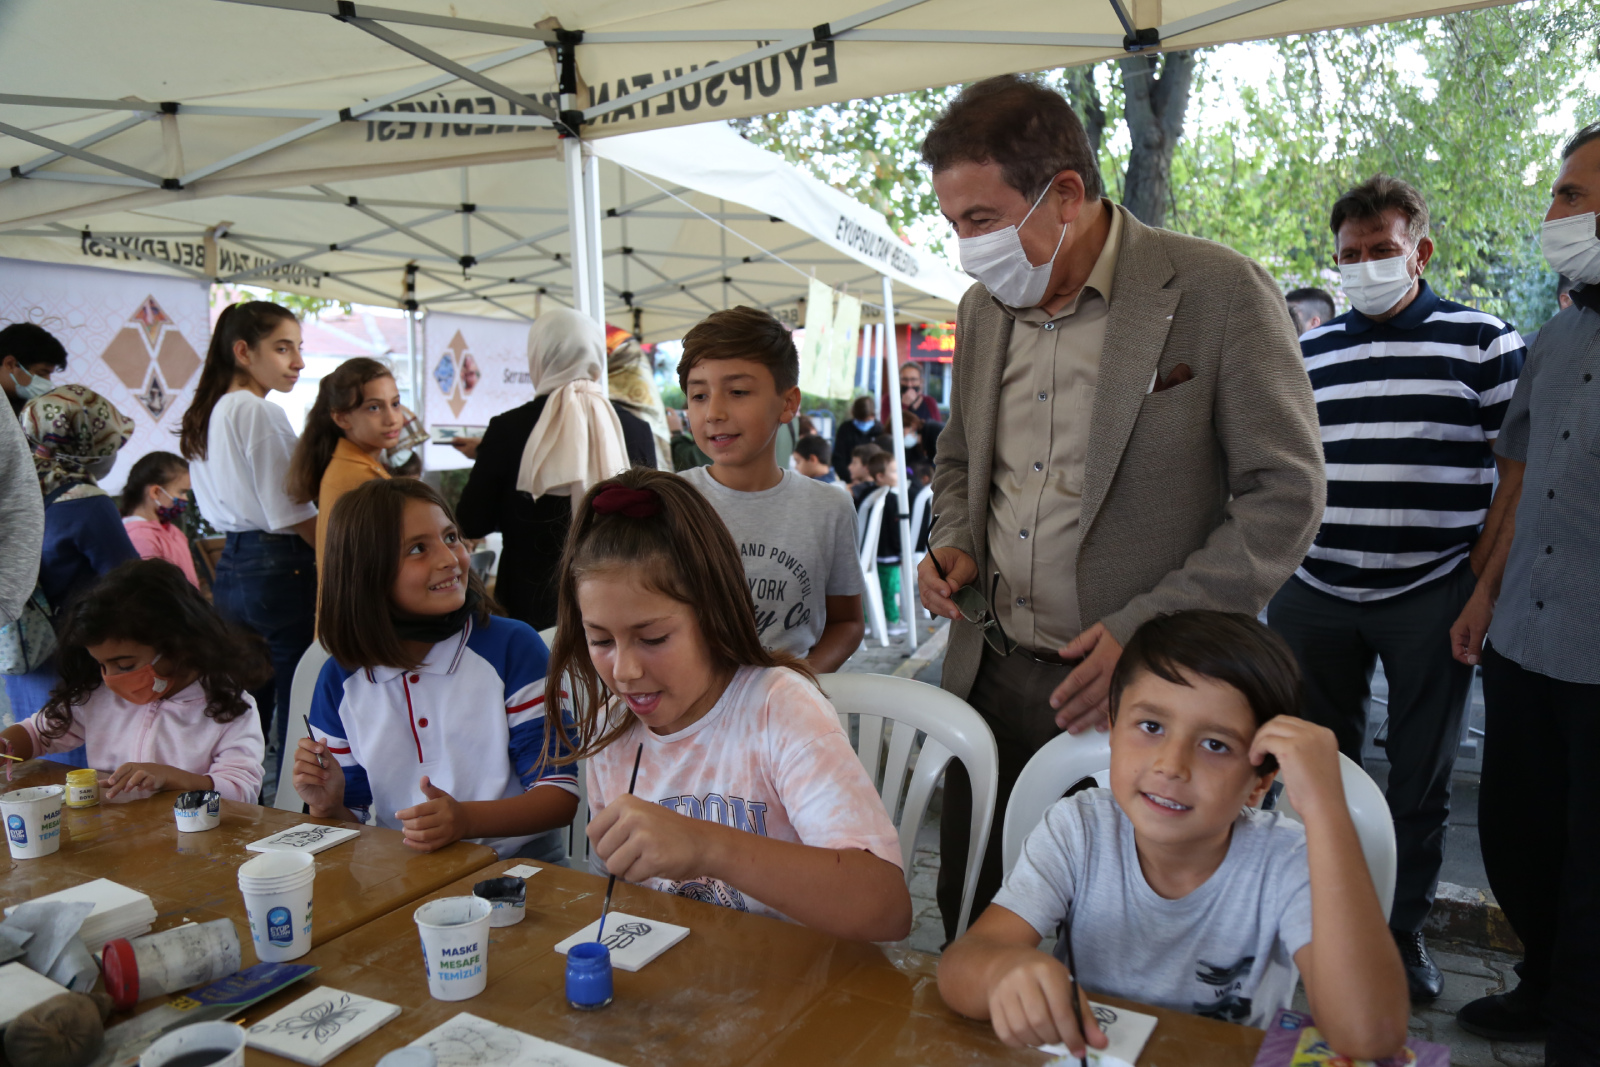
[606,337,672,472]
[5,385,139,749]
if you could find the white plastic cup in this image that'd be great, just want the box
[237,851,314,962]
[174,791,222,833]
[413,896,491,1001]
[2,785,65,859]
[139,1021,247,1067]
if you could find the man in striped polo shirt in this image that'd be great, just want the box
[1267,175,1525,1002]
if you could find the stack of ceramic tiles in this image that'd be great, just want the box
[3,879,156,949]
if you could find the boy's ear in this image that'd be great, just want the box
[779,385,803,424]
[1245,766,1277,809]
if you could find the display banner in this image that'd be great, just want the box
[0,257,209,495]
[420,311,534,471]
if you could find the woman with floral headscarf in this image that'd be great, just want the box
[4,385,138,753]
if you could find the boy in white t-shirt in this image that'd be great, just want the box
[938,611,1410,1061]
[676,307,864,671]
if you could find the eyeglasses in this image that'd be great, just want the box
[926,518,1017,657]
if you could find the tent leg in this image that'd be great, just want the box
[582,143,605,329]
[882,275,918,651]
[564,135,590,318]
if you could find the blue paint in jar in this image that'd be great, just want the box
[566,942,613,1011]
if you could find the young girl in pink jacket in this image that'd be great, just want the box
[0,559,269,802]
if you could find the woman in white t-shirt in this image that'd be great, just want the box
[179,301,318,761]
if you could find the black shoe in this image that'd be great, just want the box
[1393,929,1442,1001]
[1456,983,1548,1042]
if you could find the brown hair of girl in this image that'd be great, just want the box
[179,300,298,461]
[318,477,497,671]
[543,467,815,768]
[287,356,395,505]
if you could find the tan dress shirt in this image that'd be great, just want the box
[987,202,1123,652]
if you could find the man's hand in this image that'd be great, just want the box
[395,776,470,852]
[588,793,714,883]
[448,436,481,460]
[1249,716,1344,822]
[1450,587,1494,666]
[1049,624,1121,733]
[292,736,346,816]
[986,952,1108,1054]
[917,547,978,621]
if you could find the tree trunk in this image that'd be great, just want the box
[1119,50,1196,228]
[1063,67,1107,158]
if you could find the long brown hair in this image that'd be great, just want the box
[544,467,814,768]
[287,356,394,505]
[179,301,297,460]
[319,478,496,671]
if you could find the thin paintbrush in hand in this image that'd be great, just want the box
[1063,913,1087,1066]
[596,742,644,943]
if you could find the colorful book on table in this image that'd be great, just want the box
[1251,1008,1447,1067]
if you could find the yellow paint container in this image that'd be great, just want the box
[66,768,100,808]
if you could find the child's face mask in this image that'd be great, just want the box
[102,654,173,705]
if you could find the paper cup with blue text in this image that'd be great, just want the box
[139,1020,247,1067]
[1,785,65,859]
[237,850,315,962]
[174,790,222,833]
[413,896,492,1000]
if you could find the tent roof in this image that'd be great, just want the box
[0,122,968,340]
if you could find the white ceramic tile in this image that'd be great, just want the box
[245,823,361,856]
[1040,1001,1158,1066]
[499,865,543,879]
[245,987,400,1066]
[551,913,689,973]
[411,1012,624,1067]
[0,961,70,1028]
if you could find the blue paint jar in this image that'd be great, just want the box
[566,942,613,1011]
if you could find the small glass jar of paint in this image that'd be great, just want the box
[65,768,99,808]
[566,942,613,1011]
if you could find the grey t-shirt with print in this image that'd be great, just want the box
[992,788,1313,1028]
[681,466,864,658]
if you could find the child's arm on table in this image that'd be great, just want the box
[394,777,578,852]
[102,763,215,798]
[587,794,911,941]
[806,594,865,673]
[1252,717,1409,1060]
[939,906,1107,1055]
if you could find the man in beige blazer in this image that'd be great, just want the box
[918,76,1325,940]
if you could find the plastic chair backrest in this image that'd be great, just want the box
[535,625,590,865]
[274,640,331,812]
[469,549,496,580]
[806,409,836,444]
[1002,735,1398,921]
[909,483,933,556]
[818,672,999,938]
[857,485,888,560]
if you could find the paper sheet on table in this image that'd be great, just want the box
[1039,1001,1158,1066]
[2,900,96,988]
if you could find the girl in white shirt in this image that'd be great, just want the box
[546,467,911,941]
[179,301,317,765]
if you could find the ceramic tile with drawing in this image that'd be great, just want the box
[552,913,689,972]
[411,1013,624,1067]
[246,823,360,856]
[245,988,400,1066]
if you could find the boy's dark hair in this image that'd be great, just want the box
[119,451,189,517]
[1285,287,1335,326]
[850,395,875,422]
[794,434,831,465]
[912,461,934,485]
[1108,610,1303,775]
[1330,174,1429,244]
[872,433,896,454]
[900,406,924,432]
[319,478,497,671]
[867,451,895,478]
[678,306,799,394]
[41,559,270,739]
[922,74,1104,201]
[851,443,884,464]
[0,322,69,371]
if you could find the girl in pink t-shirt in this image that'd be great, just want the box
[0,559,266,801]
[119,451,200,587]
[544,468,910,941]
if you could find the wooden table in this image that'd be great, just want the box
[237,859,1265,1067]
[1,761,497,963]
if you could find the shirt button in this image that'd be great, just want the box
[1546,545,1554,554]
[1016,596,1027,607]
[410,674,420,684]
[1043,322,1056,331]
[1563,430,1571,439]
[417,718,429,728]
[1034,462,1043,472]
[1537,601,1544,609]
[1548,489,1555,499]
[1586,374,1593,382]
[1038,391,1048,401]
[1019,529,1029,539]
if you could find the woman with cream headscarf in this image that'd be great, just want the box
[606,337,673,472]
[5,386,139,755]
[455,310,657,629]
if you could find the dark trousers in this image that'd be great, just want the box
[937,643,1070,944]
[1267,565,1476,933]
[1480,644,1600,1056]
[212,531,317,763]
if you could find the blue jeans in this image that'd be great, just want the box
[212,531,317,765]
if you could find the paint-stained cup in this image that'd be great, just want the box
[472,876,527,927]
[1,785,64,859]
[237,851,314,962]
[174,790,222,833]
[413,896,491,1001]
[139,1021,247,1067]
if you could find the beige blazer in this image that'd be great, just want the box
[930,206,1326,700]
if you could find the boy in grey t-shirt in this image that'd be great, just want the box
[676,307,864,669]
[939,612,1410,1062]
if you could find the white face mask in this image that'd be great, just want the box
[7,365,52,402]
[1541,212,1600,285]
[902,433,919,449]
[957,185,1069,308]
[1339,253,1416,318]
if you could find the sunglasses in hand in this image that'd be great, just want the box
[928,550,1018,657]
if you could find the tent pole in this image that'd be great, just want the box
[881,275,918,649]
[564,136,590,319]
[583,143,606,330]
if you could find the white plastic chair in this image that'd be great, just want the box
[908,483,933,565]
[536,625,590,866]
[1001,733,1398,921]
[273,640,331,812]
[855,487,891,647]
[819,672,999,938]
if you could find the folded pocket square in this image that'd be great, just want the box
[1151,363,1194,392]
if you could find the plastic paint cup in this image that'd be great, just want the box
[138,1021,247,1067]
[237,851,314,962]
[65,768,100,808]
[565,942,613,1011]
[2,784,64,859]
[413,896,491,1001]
[472,876,527,928]
[174,790,222,833]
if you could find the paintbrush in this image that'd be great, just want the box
[303,714,324,768]
[0,752,22,761]
[596,742,644,943]
[1062,915,1087,1067]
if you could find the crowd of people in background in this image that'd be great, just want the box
[0,70,1597,1067]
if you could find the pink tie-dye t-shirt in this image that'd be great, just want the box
[585,665,903,922]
